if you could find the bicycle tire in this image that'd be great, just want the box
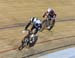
[28,36,38,47]
[18,36,29,50]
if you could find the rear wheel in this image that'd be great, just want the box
[28,36,38,47]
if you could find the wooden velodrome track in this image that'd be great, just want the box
[0,0,75,58]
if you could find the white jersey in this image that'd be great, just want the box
[32,18,41,24]
[32,18,41,28]
[30,17,42,28]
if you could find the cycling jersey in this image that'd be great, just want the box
[32,19,42,29]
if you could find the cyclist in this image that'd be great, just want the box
[42,8,56,30]
[22,17,42,37]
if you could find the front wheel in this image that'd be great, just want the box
[18,37,29,50]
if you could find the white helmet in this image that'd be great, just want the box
[47,8,52,12]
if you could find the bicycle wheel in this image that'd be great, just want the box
[18,37,29,50]
[28,35,38,47]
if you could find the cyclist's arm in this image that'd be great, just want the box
[25,21,31,30]
[53,10,56,17]
[42,11,47,18]
[54,13,56,17]
[53,13,56,18]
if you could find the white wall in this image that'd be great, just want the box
[38,48,75,58]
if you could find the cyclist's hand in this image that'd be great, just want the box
[22,30,26,33]
[42,14,44,17]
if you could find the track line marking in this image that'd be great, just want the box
[0,19,75,30]
[0,35,75,54]
[23,44,75,58]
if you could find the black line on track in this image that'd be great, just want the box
[23,44,75,58]
[22,35,75,58]
[0,19,75,30]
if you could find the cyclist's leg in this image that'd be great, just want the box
[48,17,55,30]
[29,25,35,38]
[50,19,55,30]
[29,28,38,43]
[34,28,38,35]
[50,18,54,25]
[46,18,50,26]
[47,17,51,29]
[31,25,35,31]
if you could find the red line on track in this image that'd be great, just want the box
[0,47,17,54]
[0,39,52,54]
[0,35,75,54]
